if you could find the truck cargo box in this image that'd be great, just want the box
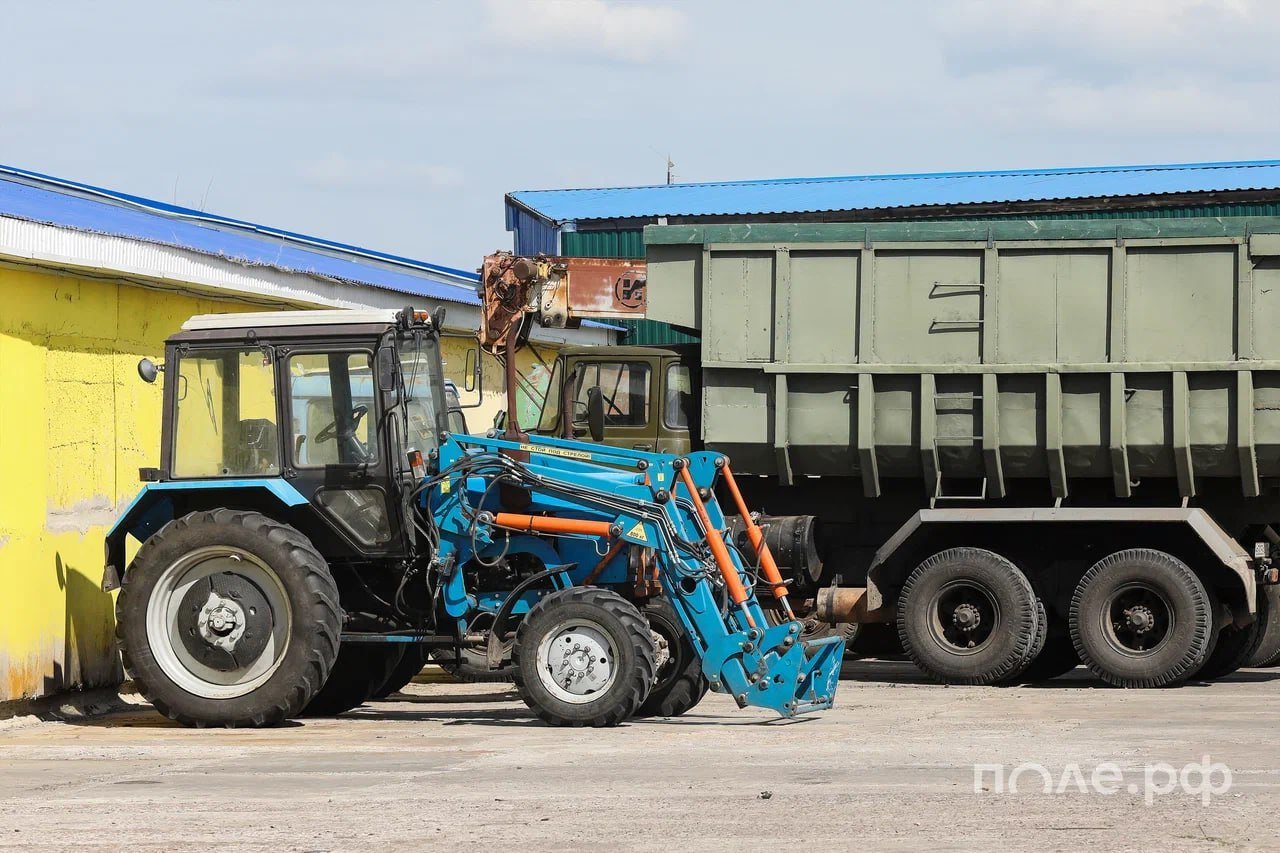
[644,218,1280,501]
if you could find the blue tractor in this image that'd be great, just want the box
[105,305,843,727]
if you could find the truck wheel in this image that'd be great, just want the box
[1070,549,1213,688]
[116,510,340,728]
[635,597,708,718]
[1012,633,1080,682]
[514,587,655,727]
[1246,584,1280,667]
[998,600,1050,685]
[1196,588,1269,680]
[429,648,517,683]
[897,548,1040,685]
[301,643,403,716]
[373,646,429,698]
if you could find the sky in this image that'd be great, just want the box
[4,0,1280,268]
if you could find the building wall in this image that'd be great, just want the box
[0,264,271,701]
[0,262,548,702]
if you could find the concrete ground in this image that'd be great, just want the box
[1,662,1279,852]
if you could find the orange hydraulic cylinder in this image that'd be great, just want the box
[677,466,757,629]
[491,513,617,538]
[720,464,792,614]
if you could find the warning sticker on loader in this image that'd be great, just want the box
[518,443,594,461]
[624,522,649,544]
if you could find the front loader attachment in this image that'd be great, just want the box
[701,621,845,716]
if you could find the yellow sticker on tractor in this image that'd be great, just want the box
[440,476,451,494]
[626,522,648,543]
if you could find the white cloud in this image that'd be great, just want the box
[483,0,687,63]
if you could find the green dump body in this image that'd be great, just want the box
[644,217,1280,502]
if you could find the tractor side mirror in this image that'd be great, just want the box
[493,409,507,432]
[137,358,162,384]
[464,347,478,393]
[585,386,605,443]
[377,347,397,392]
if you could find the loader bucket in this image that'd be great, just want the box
[701,620,846,718]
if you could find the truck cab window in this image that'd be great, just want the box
[173,348,280,477]
[289,352,377,466]
[665,363,693,429]
[576,361,651,427]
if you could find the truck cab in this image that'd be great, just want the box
[533,345,697,455]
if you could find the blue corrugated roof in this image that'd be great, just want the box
[0,164,482,304]
[508,159,1280,223]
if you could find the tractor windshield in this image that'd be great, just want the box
[397,331,447,454]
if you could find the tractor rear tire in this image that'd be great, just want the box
[634,597,708,718]
[301,643,404,716]
[373,646,430,699]
[1246,584,1280,668]
[1070,549,1213,688]
[1196,587,1270,681]
[116,509,340,728]
[897,548,1040,685]
[514,587,655,727]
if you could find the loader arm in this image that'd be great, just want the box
[424,432,845,718]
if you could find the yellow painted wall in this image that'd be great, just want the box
[0,263,559,702]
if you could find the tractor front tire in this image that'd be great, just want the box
[373,646,430,699]
[514,587,655,727]
[116,510,340,728]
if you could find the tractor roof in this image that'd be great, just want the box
[181,309,402,331]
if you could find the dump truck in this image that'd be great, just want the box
[492,215,1280,689]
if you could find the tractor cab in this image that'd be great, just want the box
[119,306,449,566]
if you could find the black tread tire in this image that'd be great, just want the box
[429,648,517,683]
[634,597,709,718]
[1012,633,1081,683]
[897,548,1039,685]
[116,509,340,728]
[1246,584,1280,668]
[1070,549,1213,688]
[373,646,430,699]
[301,643,404,716]
[514,587,655,727]
[998,599,1049,685]
[1197,587,1270,680]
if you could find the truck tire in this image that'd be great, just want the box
[1069,549,1213,688]
[514,587,655,727]
[301,643,404,716]
[1011,633,1080,683]
[1196,587,1269,680]
[896,548,1040,685]
[998,600,1051,685]
[115,509,340,728]
[1246,584,1280,667]
[429,648,517,683]
[635,597,708,718]
[373,646,429,699]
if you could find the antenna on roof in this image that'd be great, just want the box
[667,154,675,185]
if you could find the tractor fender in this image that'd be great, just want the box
[102,479,309,591]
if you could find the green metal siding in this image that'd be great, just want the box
[562,229,645,260]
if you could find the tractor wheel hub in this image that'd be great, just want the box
[952,603,982,632]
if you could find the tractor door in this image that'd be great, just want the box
[281,345,403,554]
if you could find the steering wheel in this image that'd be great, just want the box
[315,405,370,461]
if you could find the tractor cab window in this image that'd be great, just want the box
[665,363,693,429]
[397,332,444,454]
[288,352,378,466]
[173,348,280,478]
